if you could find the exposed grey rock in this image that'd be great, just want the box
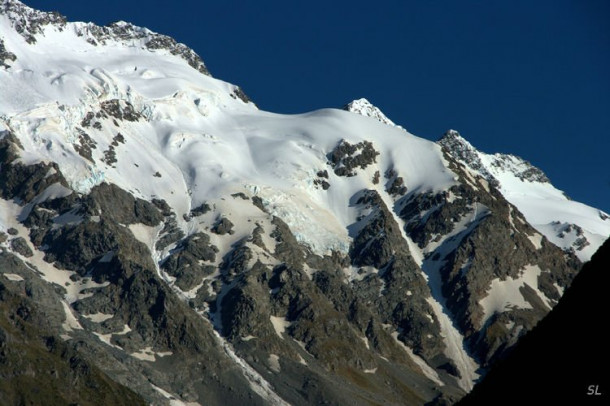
[0,4,592,404]
[385,169,408,196]
[349,190,446,363]
[73,128,97,162]
[10,237,32,257]
[328,139,379,177]
[42,220,154,283]
[438,130,497,186]
[162,232,218,291]
[74,20,210,75]
[313,178,331,190]
[155,215,185,251]
[401,151,581,367]
[0,38,16,68]
[151,198,173,216]
[190,202,211,217]
[85,183,162,226]
[0,132,69,203]
[251,196,266,212]
[100,99,142,122]
[231,192,249,200]
[81,111,95,128]
[439,129,550,186]
[250,223,266,250]
[372,170,380,184]
[229,86,250,103]
[313,170,331,190]
[270,217,304,269]
[212,217,234,235]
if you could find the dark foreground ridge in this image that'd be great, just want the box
[458,237,610,405]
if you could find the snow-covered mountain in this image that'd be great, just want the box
[439,130,608,262]
[1,1,608,405]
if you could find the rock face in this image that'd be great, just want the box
[1,1,609,405]
[0,252,147,406]
[400,150,580,367]
[457,237,610,405]
[328,139,380,177]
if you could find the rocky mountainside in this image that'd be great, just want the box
[457,237,609,405]
[1,1,609,405]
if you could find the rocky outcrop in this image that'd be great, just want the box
[0,131,69,203]
[328,139,379,177]
[457,238,609,405]
[162,232,217,291]
[350,190,447,365]
[0,38,16,68]
[210,215,454,405]
[400,150,581,367]
[0,251,147,406]
[1,0,66,44]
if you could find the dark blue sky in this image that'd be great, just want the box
[26,0,610,212]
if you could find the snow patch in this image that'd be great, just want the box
[2,273,24,281]
[93,324,131,350]
[270,315,291,339]
[553,282,565,296]
[527,233,543,250]
[211,330,290,406]
[61,301,83,332]
[82,312,114,323]
[268,354,281,373]
[424,297,479,391]
[130,346,156,362]
[479,265,551,325]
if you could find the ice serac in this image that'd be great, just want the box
[1,1,609,405]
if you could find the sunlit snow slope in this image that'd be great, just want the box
[0,4,457,256]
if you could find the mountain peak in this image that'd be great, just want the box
[438,129,488,172]
[439,129,473,147]
[0,1,209,75]
[438,129,552,187]
[342,98,403,129]
[1,0,66,44]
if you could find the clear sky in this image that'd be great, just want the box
[24,0,610,213]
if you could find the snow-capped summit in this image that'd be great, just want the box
[0,0,210,75]
[342,98,403,129]
[439,130,610,261]
[438,129,496,182]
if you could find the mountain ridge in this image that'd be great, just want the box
[1,1,609,404]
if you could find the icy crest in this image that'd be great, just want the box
[0,0,209,75]
[1,0,67,45]
[439,130,610,261]
[438,130,495,183]
[343,98,403,129]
